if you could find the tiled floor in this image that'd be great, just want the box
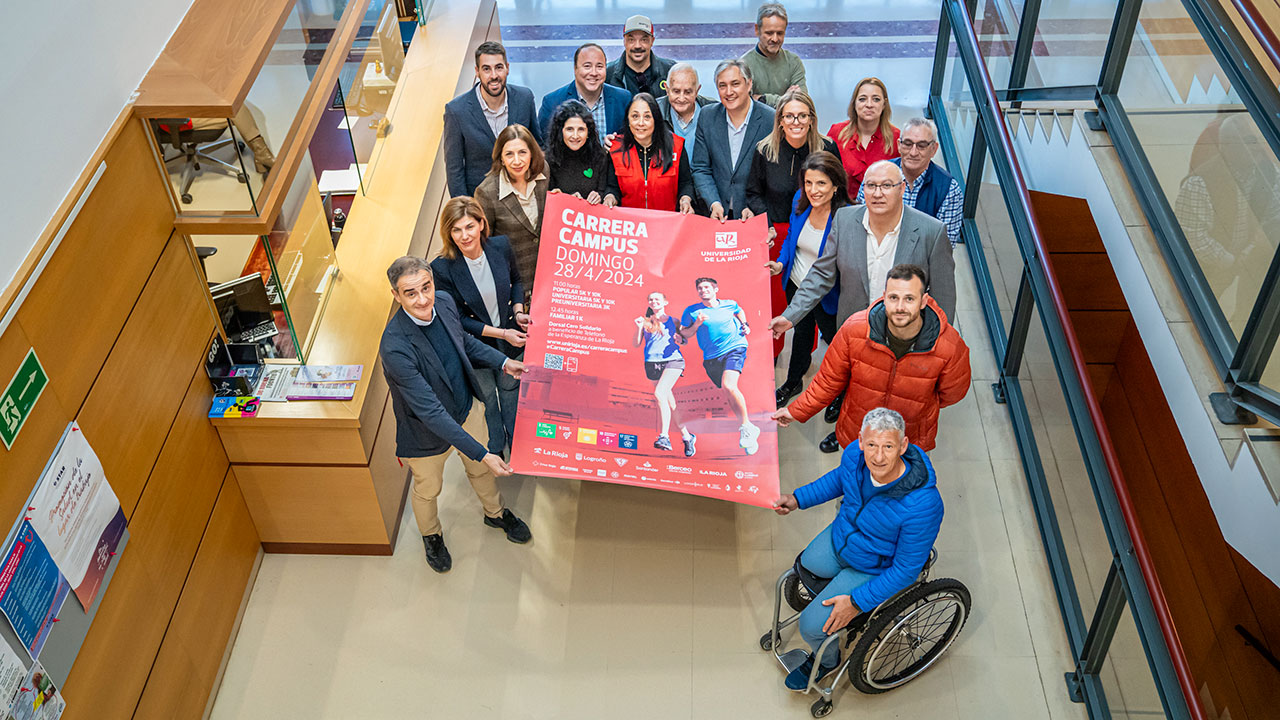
[209,300,1085,719]
[209,2,1092,717]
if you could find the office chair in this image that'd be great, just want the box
[196,246,219,287]
[151,119,248,204]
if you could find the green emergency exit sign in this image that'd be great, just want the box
[0,349,48,450]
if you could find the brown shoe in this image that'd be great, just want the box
[246,135,275,173]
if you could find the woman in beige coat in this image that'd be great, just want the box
[474,124,548,302]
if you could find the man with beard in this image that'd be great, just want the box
[444,41,542,197]
[772,264,970,454]
[605,14,676,98]
[739,3,807,108]
[769,160,955,452]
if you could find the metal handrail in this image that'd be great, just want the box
[943,1,1207,717]
[1230,0,1280,75]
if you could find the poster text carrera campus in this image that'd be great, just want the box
[510,194,781,507]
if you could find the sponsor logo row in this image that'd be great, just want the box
[526,457,764,494]
[536,421,637,449]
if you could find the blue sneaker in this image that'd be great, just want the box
[784,653,837,692]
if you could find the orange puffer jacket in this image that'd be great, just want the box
[789,297,970,450]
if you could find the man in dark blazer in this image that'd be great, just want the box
[444,41,541,197]
[539,43,632,142]
[380,256,532,573]
[691,59,775,220]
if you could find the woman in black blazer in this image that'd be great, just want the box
[743,90,838,358]
[430,196,530,456]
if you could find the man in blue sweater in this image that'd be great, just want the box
[773,407,944,690]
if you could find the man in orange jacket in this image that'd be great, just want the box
[772,263,970,451]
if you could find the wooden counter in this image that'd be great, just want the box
[212,0,500,554]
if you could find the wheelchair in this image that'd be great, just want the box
[759,549,971,717]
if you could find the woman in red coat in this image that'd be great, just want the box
[610,93,695,214]
[828,77,900,198]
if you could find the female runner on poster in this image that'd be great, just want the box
[635,291,697,457]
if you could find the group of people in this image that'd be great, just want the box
[382,5,979,692]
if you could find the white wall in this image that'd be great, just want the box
[0,0,196,293]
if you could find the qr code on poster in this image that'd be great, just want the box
[544,353,564,370]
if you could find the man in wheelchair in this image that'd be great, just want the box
[773,407,944,691]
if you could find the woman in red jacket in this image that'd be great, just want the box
[828,77,900,198]
[610,93,695,213]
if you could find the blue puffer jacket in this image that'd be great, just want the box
[793,442,944,611]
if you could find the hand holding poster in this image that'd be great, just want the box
[510,194,780,506]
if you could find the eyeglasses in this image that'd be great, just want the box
[781,113,811,124]
[899,139,935,151]
[863,181,903,195]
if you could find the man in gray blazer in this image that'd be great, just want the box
[444,41,542,197]
[770,160,955,452]
[691,59,776,220]
[771,160,956,332]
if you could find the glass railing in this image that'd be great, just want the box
[1117,0,1280,343]
[1088,0,1280,423]
[930,1,1207,718]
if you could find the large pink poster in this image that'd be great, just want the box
[510,194,780,507]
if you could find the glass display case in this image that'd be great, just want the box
[189,160,339,362]
[338,0,406,189]
[139,0,379,361]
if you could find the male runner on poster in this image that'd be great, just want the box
[680,277,761,455]
[635,291,698,457]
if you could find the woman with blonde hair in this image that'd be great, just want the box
[633,291,696,456]
[828,77,900,197]
[474,124,548,298]
[743,90,837,357]
[430,196,529,455]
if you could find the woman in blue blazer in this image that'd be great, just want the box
[431,196,529,456]
[769,151,849,407]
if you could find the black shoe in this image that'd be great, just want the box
[682,432,697,457]
[819,431,841,454]
[654,435,673,451]
[824,400,841,424]
[484,508,532,544]
[775,381,802,407]
[422,534,452,573]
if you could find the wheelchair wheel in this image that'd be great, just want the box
[783,572,815,612]
[848,578,969,694]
